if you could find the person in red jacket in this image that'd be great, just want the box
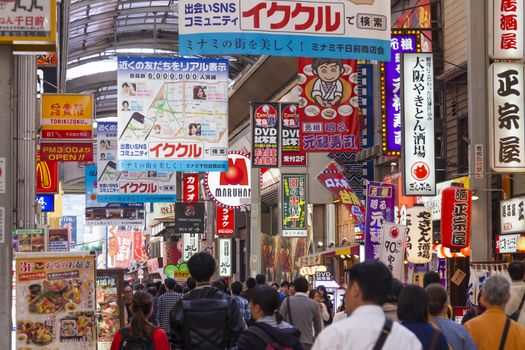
[110,291,170,350]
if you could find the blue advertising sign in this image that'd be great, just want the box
[36,194,54,212]
[60,216,78,245]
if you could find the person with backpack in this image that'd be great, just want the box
[238,285,303,350]
[169,252,244,349]
[110,291,170,350]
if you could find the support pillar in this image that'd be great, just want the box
[249,167,261,277]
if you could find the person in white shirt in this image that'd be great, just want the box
[312,261,422,350]
[504,261,525,327]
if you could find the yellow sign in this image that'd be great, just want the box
[41,94,94,139]
[0,0,57,44]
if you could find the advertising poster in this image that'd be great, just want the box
[47,229,70,252]
[114,231,132,269]
[96,122,177,203]
[13,229,46,253]
[298,58,360,153]
[364,182,395,261]
[117,57,229,172]
[15,253,97,350]
[280,103,307,166]
[261,234,309,283]
[0,0,56,42]
[40,142,94,162]
[182,234,199,262]
[251,102,280,168]
[36,156,58,194]
[379,222,407,280]
[175,203,205,234]
[41,94,93,140]
[60,216,78,245]
[216,206,235,237]
[132,231,145,262]
[85,166,146,227]
[179,0,391,61]
[282,175,307,238]
[96,270,123,350]
[219,238,232,277]
[182,173,199,202]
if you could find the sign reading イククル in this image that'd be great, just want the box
[41,94,94,139]
[489,0,524,60]
[251,102,280,168]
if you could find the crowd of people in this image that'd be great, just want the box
[110,254,525,350]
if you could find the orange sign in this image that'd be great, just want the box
[37,54,58,66]
[40,142,94,162]
[41,94,93,139]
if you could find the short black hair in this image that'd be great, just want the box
[146,286,157,297]
[186,277,196,291]
[164,278,176,290]
[271,282,279,289]
[426,283,447,316]
[348,261,392,305]
[398,285,429,322]
[213,279,227,292]
[281,281,289,288]
[122,82,129,88]
[312,58,344,73]
[293,277,309,293]
[256,274,267,285]
[249,285,281,318]
[508,262,525,281]
[175,285,184,294]
[385,278,404,304]
[188,252,216,282]
[232,281,243,295]
[423,271,440,288]
[246,277,256,289]
[133,283,145,291]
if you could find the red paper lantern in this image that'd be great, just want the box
[440,186,472,251]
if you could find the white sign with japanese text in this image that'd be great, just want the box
[489,0,524,60]
[406,206,432,264]
[489,63,525,172]
[496,234,522,254]
[0,0,54,40]
[219,238,232,277]
[182,233,200,262]
[379,222,407,281]
[401,53,435,196]
[500,196,525,234]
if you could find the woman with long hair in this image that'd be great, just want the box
[316,285,333,325]
[110,292,170,350]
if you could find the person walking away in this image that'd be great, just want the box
[123,285,133,325]
[238,285,303,350]
[155,278,182,336]
[398,284,448,350]
[146,286,159,325]
[423,271,441,288]
[312,261,421,350]
[383,278,403,322]
[426,283,476,350]
[465,275,525,350]
[232,281,252,325]
[504,261,525,327]
[110,292,170,350]
[279,278,322,350]
[170,252,244,349]
[255,274,267,286]
[309,290,330,323]
[241,277,256,300]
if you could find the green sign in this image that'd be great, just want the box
[13,228,46,253]
[282,174,307,237]
[163,263,190,280]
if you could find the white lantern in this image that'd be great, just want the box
[406,206,433,264]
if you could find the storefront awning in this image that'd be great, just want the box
[300,244,360,266]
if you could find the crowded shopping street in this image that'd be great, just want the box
[1,0,525,349]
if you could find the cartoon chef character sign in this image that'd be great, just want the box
[311,58,346,108]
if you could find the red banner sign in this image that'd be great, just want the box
[36,158,58,193]
[440,186,472,251]
[115,230,132,268]
[183,173,199,202]
[41,142,93,162]
[216,206,235,236]
[281,103,307,166]
[133,231,144,261]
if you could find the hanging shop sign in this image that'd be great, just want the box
[205,152,251,209]
[60,216,78,245]
[47,228,69,252]
[406,206,433,264]
[489,63,525,172]
[182,234,200,262]
[132,231,145,262]
[12,228,46,253]
[500,196,525,234]
[317,162,365,226]
[219,238,232,277]
[183,173,199,202]
[0,0,56,43]
[401,52,436,196]
[96,270,124,347]
[97,122,177,203]
[117,57,229,172]
[40,142,93,162]
[440,186,472,250]
[364,182,395,261]
[251,102,279,168]
[15,253,96,350]
[379,222,407,280]
[36,194,55,212]
[420,177,470,221]
[489,0,524,60]
[282,174,307,238]
[41,94,93,140]
[115,230,132,269]
[298,57,360,153]
[164,263,190,283]
[36,154,58,194]
[381,31,420,156]
[280,103,307,166]
[175,203,205,234]
[178,0,391,61]
[496,234,525,254]
[216,206,235,237]
[37,54,58,67]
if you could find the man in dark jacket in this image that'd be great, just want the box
[170,252,244,349]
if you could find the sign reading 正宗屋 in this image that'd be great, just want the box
[379,222,407,280]
[216,206,235,236]
[41,94,93,139]
[182,234,200,262]
[500,196,525,234]
[420,177,470,221]
[440,186,472,250]
[282,174,307,238]
[489,0,524,60]
[382,32,420,156]
[281,103,307,166]
[401,52,435,196]
[219,238,232,277]
[365,182,395,261]
[183,173,199,202]
[405,206,432,264]
[175,203,205,234]
[179,0,391,61]
[117,57,229,172]
[496,234,523,254]
[0,0,56,42]
[489,63,525,172]
[251,102,280,168]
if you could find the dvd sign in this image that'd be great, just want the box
[252,102,279,168]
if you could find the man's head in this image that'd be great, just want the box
[255,274,266,285]
[124,285,133,304]
[186,277,196,291]
[426,283,448,316]
[246,277,256,290]
[271,282,280,291]
[345,261,392,314]
[423,271,440,288]
[165,278,176,291]
[482,275,511,308]
[133,283,145,292]
[231,281,243,296]
[508,262,525,282]
[187,252,216,283]
[281,281,290,295]
[292,277,309,294]
[312,58,345,83]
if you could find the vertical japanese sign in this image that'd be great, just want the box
[97,122,177,202]
[115,230,132,268]
[440,186,472,250]
[280,103,306,166]
[219,238,232,277]
[364,182,395,261]
[401,52,436,196]
[500,196,525,234]
[175,203,205,234]
[299,58,360,153]
[381,32,420,156]
[182,234,199,262]
[179,0,391,61]
[117,57,229,172]
[405,206,433,264]
[133,231,145,262]
[489,0,524,60]
[282,174,307,238]
[216,206,235,236]
[489,63,525,171]
[0,0,56,42]
[41,94,93,139]
[379,222,407,280]
[60,216,77,245]
[251,102,280,167]
[183,173,199,202]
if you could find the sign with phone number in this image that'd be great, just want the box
[40,142,93,162]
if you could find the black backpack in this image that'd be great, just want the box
[119,327,155,350]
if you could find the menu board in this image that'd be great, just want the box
[15,253,97,350]
[96,270,124,350]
